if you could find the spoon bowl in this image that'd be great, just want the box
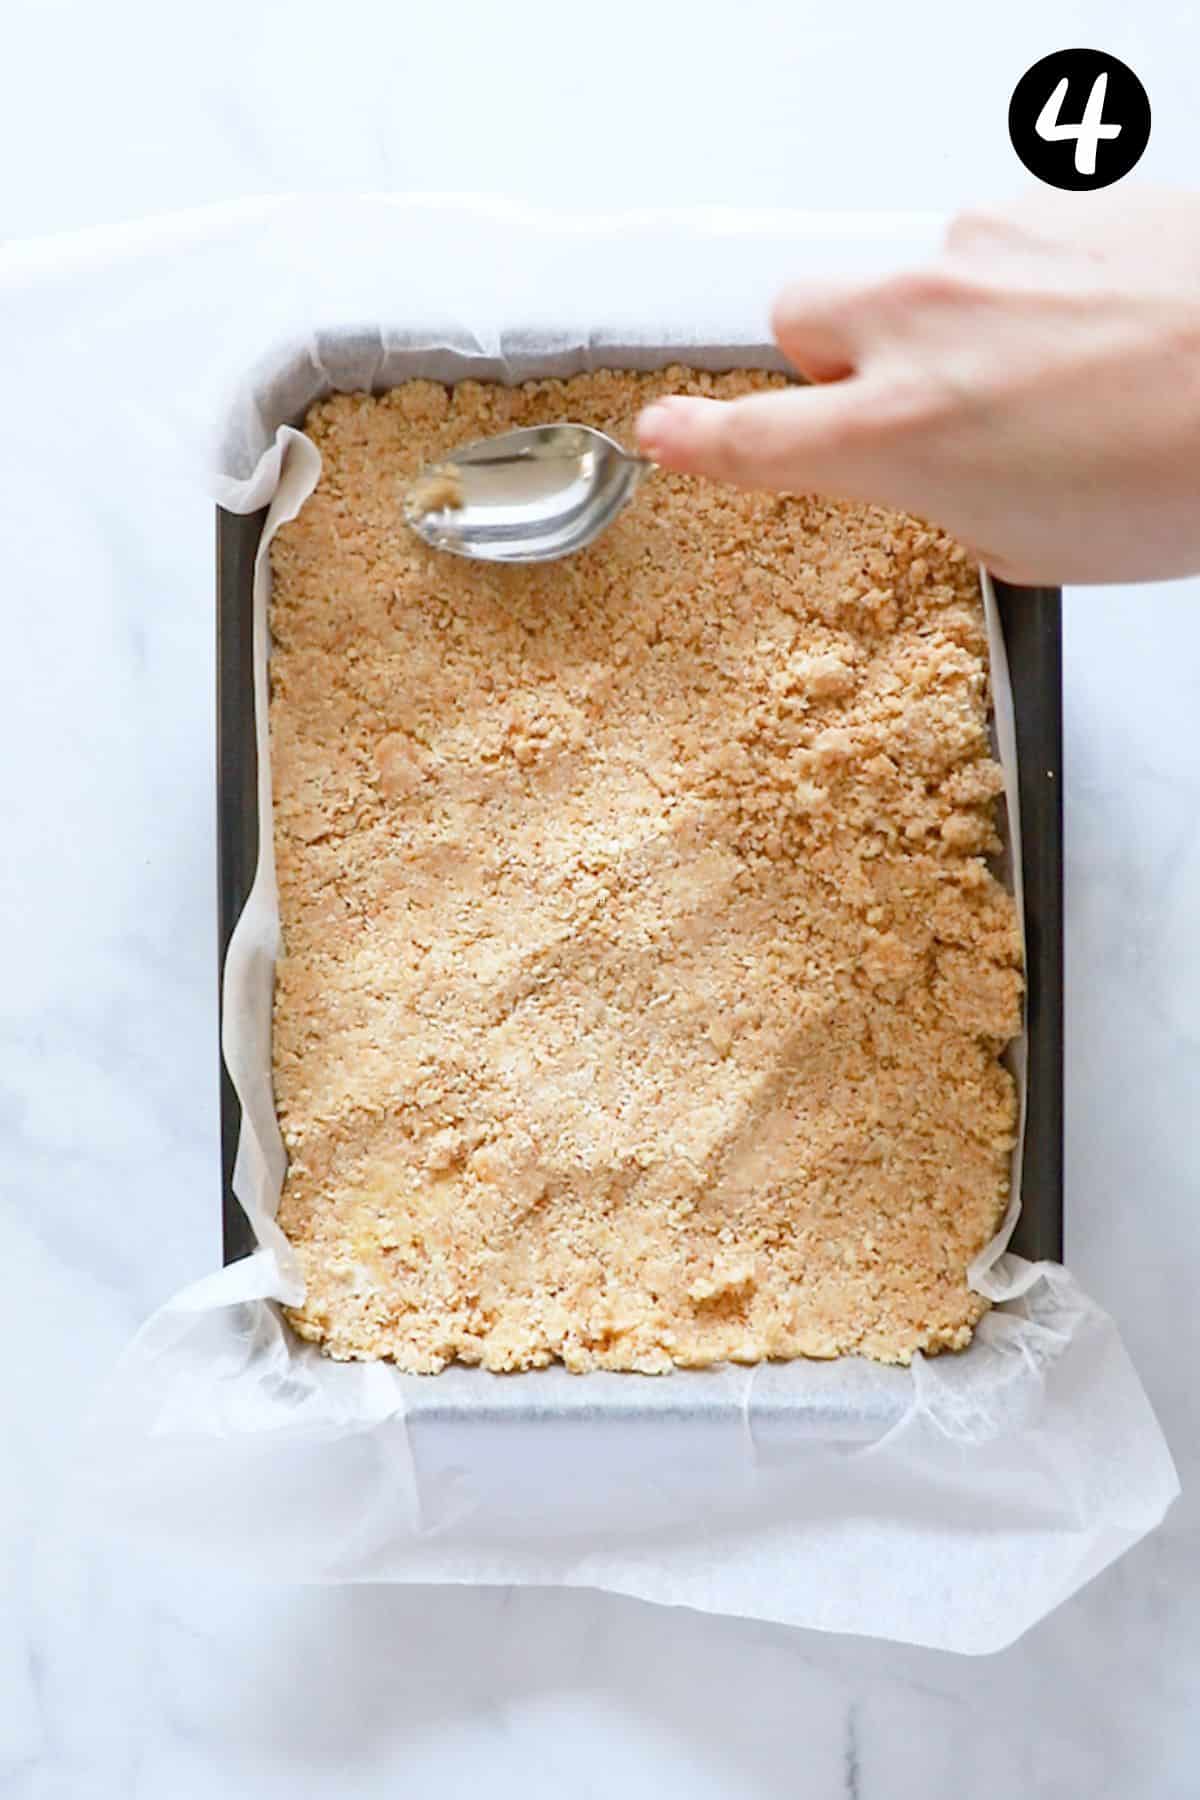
[404,424,652,563]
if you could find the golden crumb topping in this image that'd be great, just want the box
[268,369,1021,1374]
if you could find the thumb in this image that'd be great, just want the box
[635,383,885,495]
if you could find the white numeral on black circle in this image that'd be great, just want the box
[1035,73,1121,176]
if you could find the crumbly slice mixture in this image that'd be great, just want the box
[269,368,1021,1374]
[404,463,464,520]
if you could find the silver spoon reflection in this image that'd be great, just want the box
[403,424,653,564]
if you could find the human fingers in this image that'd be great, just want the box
[943,187,1177,267]
[635,381,895,493]
[768,280,864,382]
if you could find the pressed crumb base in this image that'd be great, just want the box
[269,368,1022,1374]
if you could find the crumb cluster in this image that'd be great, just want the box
[269,368,1021,1373]
[404,463,464,520]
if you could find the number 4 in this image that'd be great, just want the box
[1036,73,1121,176]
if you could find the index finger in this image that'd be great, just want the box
[635,380,901,496]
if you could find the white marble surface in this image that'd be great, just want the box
[4,0,1200,1793]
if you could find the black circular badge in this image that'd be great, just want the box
[1009,49,1150,190]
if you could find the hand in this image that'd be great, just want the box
[636,190,1200,585]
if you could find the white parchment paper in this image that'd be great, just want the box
[62,198,1177,1654]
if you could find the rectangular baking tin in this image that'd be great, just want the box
[217,335,1064,1423]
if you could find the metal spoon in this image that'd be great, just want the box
[403,424,653,563]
